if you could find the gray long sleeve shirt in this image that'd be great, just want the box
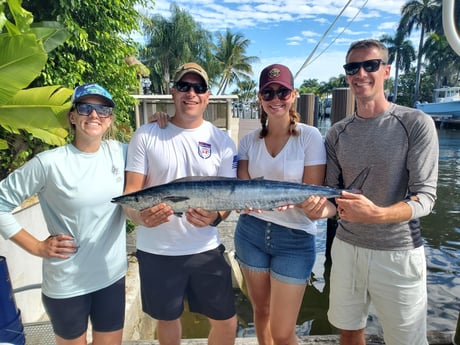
[325,103,438,250]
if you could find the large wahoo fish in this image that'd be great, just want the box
[112,168,369,213]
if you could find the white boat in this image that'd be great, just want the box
[416,86,460,117]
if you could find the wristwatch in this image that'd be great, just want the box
[210,212,223,227]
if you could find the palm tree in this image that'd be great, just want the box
[381,33,416,102]
[141,4,213,94]
[423,33,460,88]
[398,0,440,104]
[232,80,257,103]
[214,29,259,95]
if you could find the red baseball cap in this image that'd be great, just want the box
[259,64,294,90]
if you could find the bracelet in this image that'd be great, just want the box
[210,212,223,227]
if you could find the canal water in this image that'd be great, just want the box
[181,123,460,338]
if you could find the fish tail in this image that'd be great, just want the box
[346,167,370,193]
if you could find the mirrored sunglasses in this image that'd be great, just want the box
[75,103,113,117]
[260,88,292,101]
[175,81,208,94]
[343,59,386,76]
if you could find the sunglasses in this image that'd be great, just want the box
[74,103,113,118]
[175,81,208,94]
[343,59,386,76]
[260,88,292,101]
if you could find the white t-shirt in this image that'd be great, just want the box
[126,121,237,255]
[238,123,326,234]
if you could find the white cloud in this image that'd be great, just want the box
[143,0,407,83]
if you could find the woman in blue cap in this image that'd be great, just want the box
[0,84,127,345]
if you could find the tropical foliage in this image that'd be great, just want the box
[1,0,146,178]
[1,0,456,180]
[232,80,257,103]
[0,0,72,177]
[141,3,214,94]
[398,0,442,103]
[22,0,146,132]
[214,29,260,95]
[140,4,258,96]
[422,33,460,87]
[380,32,416,102]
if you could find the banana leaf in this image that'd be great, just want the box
[0,34,48,106]
[31,21,70,53]
[0,86,72,143]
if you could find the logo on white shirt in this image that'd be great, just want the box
[198,141,211,159]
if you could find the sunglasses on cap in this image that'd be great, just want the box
[260,88,292,101]
[74,103,113,118]
[343,59,386,76]
[174,81,208,94]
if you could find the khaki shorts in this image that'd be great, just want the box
[327,238,428,345]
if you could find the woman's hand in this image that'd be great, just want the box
[40,234,78,259]
[297,196,336,220]
[148,112,171,128]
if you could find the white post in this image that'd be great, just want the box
[443,0,460,56]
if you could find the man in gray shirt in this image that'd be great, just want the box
[325,39,438,345]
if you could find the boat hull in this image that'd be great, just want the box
[416,100,460,116]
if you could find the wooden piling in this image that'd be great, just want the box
[330,87,355,124]
[297,93,316,126]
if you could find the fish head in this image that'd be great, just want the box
[111,194,159,211]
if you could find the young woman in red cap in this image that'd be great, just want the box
[234,64,336,345]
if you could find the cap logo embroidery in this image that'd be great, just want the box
[268,68,281,79]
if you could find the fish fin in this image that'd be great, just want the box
[345,167,370,193]
[163,196,190,203]
[174,212,183,217]
[170,176,237,183]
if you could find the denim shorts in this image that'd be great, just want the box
[234,214,316,284]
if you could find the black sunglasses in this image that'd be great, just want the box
[74,103,113,117]
[343,59,386,76]
[175,81,208,94]
[260,88,292,101]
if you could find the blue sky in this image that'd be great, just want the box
[140,0,413,89]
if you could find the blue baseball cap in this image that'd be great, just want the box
[71,83,115,107]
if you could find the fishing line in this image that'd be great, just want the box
[294,0,367,79]
[307,0,369,67]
